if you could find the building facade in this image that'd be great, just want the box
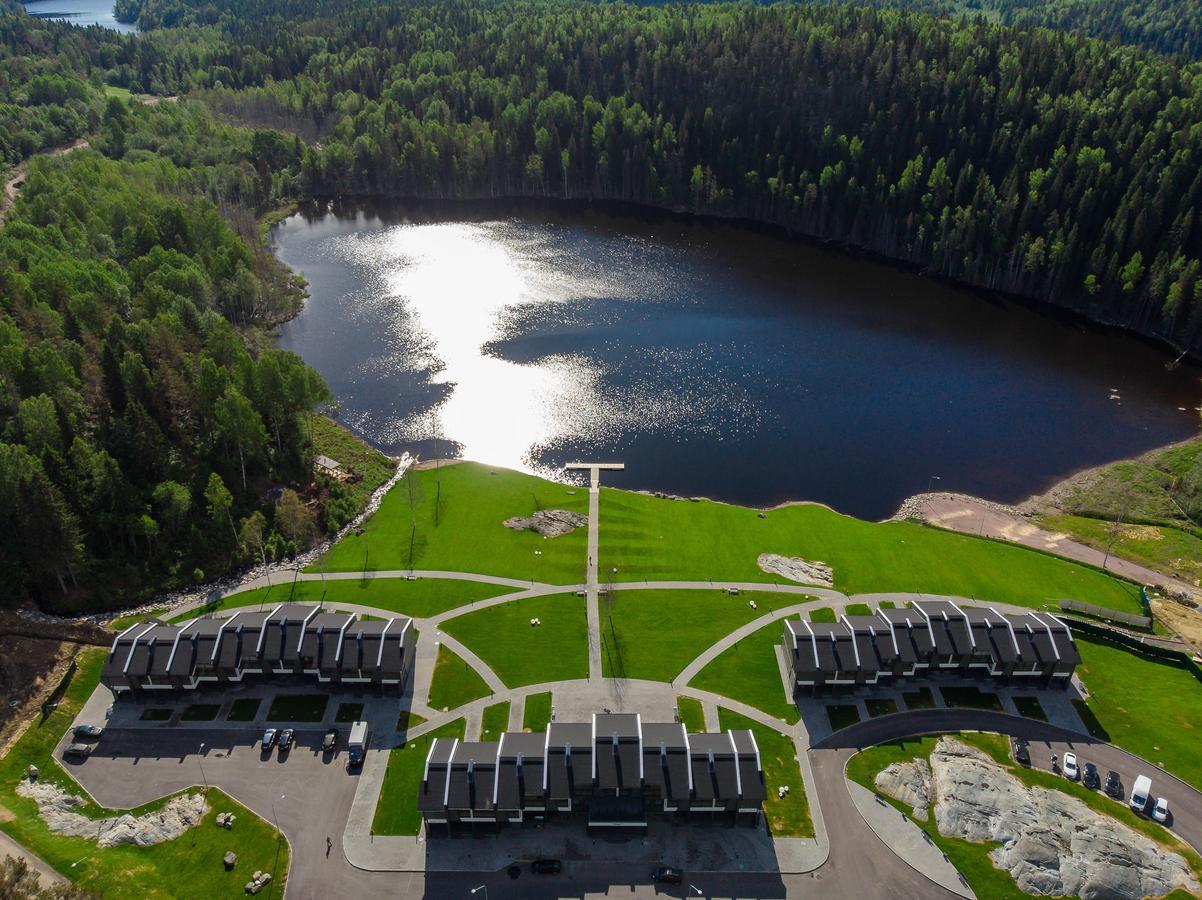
[100,603,415,694]
[784,600,1080,695]
[418,713,766,833]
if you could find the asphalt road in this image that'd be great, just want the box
[815,708,1202,855]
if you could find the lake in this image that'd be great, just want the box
[22,0,136,31]
[272,202,1201,520]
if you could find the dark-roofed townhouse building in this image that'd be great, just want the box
[101,604,415,695]
[418,716,765,834]
[784,601,1080,695]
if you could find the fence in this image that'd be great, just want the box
[1067,617,1202,686]
[1059,599,1151,629]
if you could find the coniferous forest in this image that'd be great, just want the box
[2,0,1202,610]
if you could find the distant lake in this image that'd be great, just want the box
[22,0,136,31]
[272,201,1202,520]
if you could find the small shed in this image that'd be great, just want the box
[314,455,344,478]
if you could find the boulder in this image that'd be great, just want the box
[874,757,931,810]
[16,780,207,848]
[926,737,1198,898]
[503,509,587,537]
[756,553,834,587]
[224,851,237,870]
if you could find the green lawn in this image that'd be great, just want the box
[227,698,261,721]
[140,708,172,721]
[718,708,812,837]
[865,697,898,717]
[826,704,861,732]
[844,603,873,616]
[690,618,799,724]
[108,608,166,631]
[599,590,806,682]
[1038,513,1202,587]
[598,487,1142,612]
[1011,696,1047,721]
[522,692,552,732]
[314,462,589,583]
[310,414,396,510]
[676,696,706,732]
[427,644,492,711]
[902,687,936,710]
[335,703,364,723]
[940,686,1003,712]
[173,577,507,622]
[397,710,427,733]
[439,594,588,688]
[266,694,329,722]
[847,732,1202,898]
[0,651,289,899]
[480,701,511,740]
[372,718,465,835]
[808,607,836,623]
[180,704,220,722]
[1074,634,1202,790]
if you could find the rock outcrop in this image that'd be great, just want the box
[503,509,587,537]
[920,737,1197,899]
[874,757,931,811]
[756,553,834,587]
[17,780,207,847]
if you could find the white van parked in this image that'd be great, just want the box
[1129,774,1152,812]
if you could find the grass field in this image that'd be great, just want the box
[1011,696,1047,721]
[266,694,328,722]
[1073,635,1202,790]
[599,590,808,682]
[336,703,364,723]
[677,696,705,732]
[844,603,873,616]
[847,732,1202,898]
[440,594,588,688]
[372,718,465,835]
[940,686,1003,712]
[180,704,220,722]
[598,487,1142,612]
[227,699,261,721]
[690,618,799,724]
[427,644,492,711]
[1039,513,1202,587]
[902,687,936,710]
[865,698,897,717]
[108,608,166,631]
[310,415,396,510]
[522,692,552,732]
[0,651,289,899]
[808,607,836,623]
[173,577,507,622]
[314,462,589,582]
[826,704,861,731]
[397,710,426,733]
[718,708,812,837]
[481,701,511,740]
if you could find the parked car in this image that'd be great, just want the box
[652,867,683,884]
[1105,770,1123,798]
[1152,797,1170,824]
[321,728,338,753]
[261,728,278,751]
[1062,752,1079,780]
[1083,762,1100,789]
[63,743,93,759]
[1011,737,1030,766]
[1130,774,1152,812]
[531,859,562,874]
[278,729,295,752]
[73,724,104,740]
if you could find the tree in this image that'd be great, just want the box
[276,488,314,546]
[204,472,238,545]
[0,855,97,899]
[151,480,191,538]
[239,510,268,566]
[214,387,267,493]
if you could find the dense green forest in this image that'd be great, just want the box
[3,0,1202,610]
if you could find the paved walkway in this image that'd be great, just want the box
[0,831,65,888]
[846,781,975,899]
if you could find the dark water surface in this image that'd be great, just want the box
[272,202,1201,519]
[22,0,136,31]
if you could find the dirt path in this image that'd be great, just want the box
[0,138,89,227]
[910,492,1201,602]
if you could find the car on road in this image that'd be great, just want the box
[1083,762,1100,789]
[321,728,338,754]
[1011,737,1030,766]
[278,729,295,752]
[531,859,562,874]
[73,724,104,740]
[261,728,278,751]
[1105,770,1123,798]
[652,866,683,884]
[63,743,93,759]
[1152,797,1170,824]
[1062,752,1079,780]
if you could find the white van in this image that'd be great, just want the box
[348,721,369,767]
[1129,774,1152,812]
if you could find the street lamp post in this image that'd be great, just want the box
[926,474,941,495]
[197,742,208,791]
[690,885,703,897]
[471,886,488,900]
